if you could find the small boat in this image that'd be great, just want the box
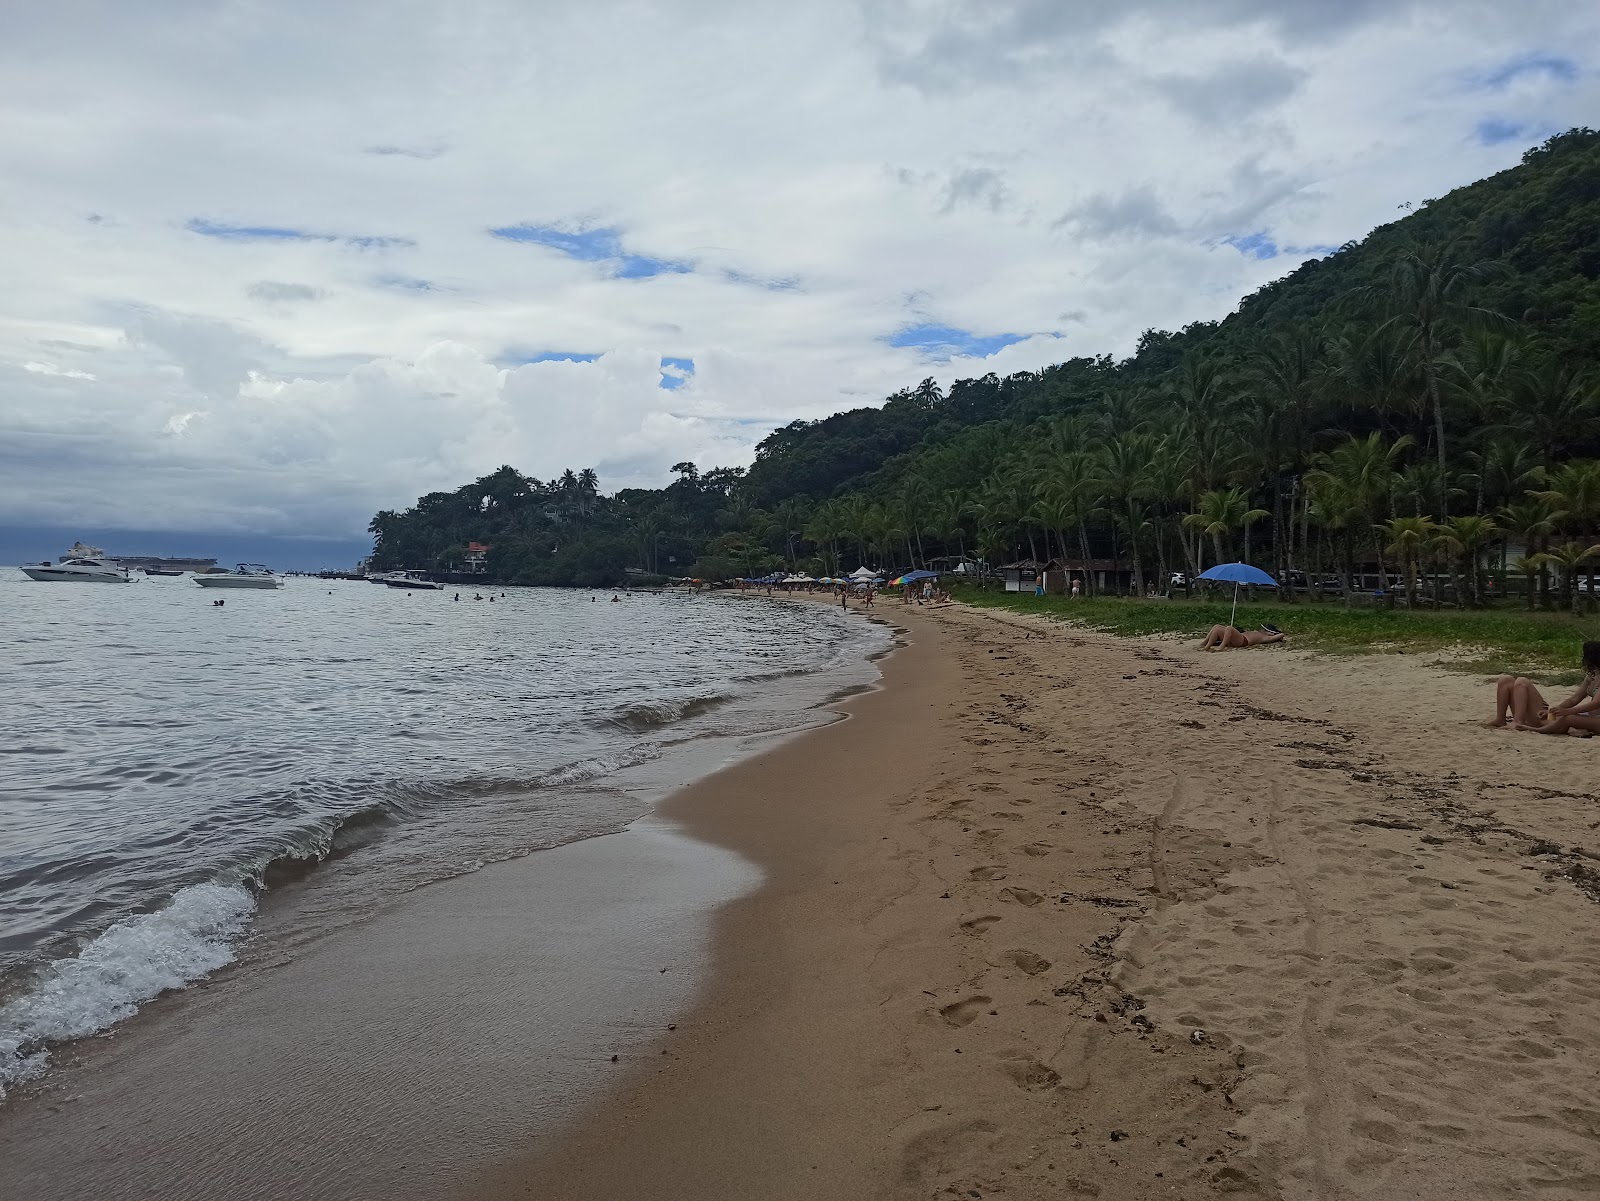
[22,555,130,583]
[382,571,445,590]
[143,566,187,577]
[193,564,283,589]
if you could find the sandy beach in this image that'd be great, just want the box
[473,598,1600,1200]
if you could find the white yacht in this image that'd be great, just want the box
[193,563,283,590]
[22,555,131,582]
[382,571,445,590]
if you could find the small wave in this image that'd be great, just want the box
[605,695,729,733]
[0,883,255,1097]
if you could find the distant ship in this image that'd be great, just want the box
[56,541,218,573]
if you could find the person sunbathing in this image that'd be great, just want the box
[1489,641,1600,732]
[1198,623,1286,651]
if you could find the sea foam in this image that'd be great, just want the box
[0,883,255,1096]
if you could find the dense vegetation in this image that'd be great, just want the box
[370,129,1600,605]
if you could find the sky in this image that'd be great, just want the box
[2,0,1598,558]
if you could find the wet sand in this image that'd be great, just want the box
[473,600,1600,1200]
[0,818,756,1201]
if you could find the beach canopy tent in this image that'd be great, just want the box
[1196,562,1278,627]
[848,566,879,580]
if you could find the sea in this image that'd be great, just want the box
[0,571,887,1099]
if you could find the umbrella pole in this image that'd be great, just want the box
[1230,582,1240,628]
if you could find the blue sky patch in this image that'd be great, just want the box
[187,218,413,249]
[660,356,695,389]
[491,223,692,279]
[1476,52,1579,90]
[1475,117,1539,146]
[505,350,602,365]
[1226,232,1279,260]
[887,324,1026,360]
[491,223,623,259]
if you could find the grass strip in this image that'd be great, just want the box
[951,586,1600,682]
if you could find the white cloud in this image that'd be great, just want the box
[0,0,1597,536]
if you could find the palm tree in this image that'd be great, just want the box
[1440,514,1499,607]
[1306,432,1414,592]
[1499,496,1563,608]
[1515,359,1597,465]
[804,501,844,576]
[899,478,934,567]
[1536,461,1600,609]
[1098,434,1155,595]
[838,495,874,569]
[1533,542,1600,617]
[1465,438,1543,516]
[1508,554,1545,611]
[1043,452,1101,587]
[927,491,971,567]
[1183,488,1270,567]
[1379,242,1506,514]
[1378,515,1438,608]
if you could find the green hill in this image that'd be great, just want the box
[370,128,1600,602]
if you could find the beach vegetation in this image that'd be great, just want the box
[369,129,1600,604]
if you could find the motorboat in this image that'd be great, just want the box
[193,563,283,589]
[142,566,187,577]
[22,555,131,582]
[382,571,445,590]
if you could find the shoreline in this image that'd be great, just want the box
[471,599,1600,1200]
[0,595,888,1201]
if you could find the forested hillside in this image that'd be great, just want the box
[369,128,1600,604]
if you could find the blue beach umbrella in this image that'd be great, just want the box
[1195,562,1278,627]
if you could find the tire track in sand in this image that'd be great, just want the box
[1267,779,1343,1201]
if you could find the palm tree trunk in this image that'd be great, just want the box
[1077,522,1094,596]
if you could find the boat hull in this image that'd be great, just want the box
[21,567,129,582]
[383,579,444,590]
[193,575,282,589]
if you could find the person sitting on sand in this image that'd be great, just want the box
[1488,641,1600,732]
[1198,623,1286,651]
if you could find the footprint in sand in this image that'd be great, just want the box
[938,995,992,1027]
[998,1055,1062,1091]
[999,887,1043,907]
[969,865,1008,881]
[960,915,1002,936]
[1020,842,1054,857]
[1004,949,1052,975]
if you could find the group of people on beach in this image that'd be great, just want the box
[1194,618,1600,739]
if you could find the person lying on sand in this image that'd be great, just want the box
[1488,641,1600,732]
[1198,623,1286,651]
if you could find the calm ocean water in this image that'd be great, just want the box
[0,572,885,1095]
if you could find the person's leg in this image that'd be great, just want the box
[1510,678,1549,726]
[1222,627,1249,648]
[1199,625,1226,650]
[1486,674,1519,726]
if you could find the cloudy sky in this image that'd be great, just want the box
[3,0,1597,545]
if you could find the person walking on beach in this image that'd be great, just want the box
[1489,641,1600,730]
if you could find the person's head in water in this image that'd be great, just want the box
[1583,641,1600,675]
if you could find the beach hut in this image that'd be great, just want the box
[999,560,1043,593]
